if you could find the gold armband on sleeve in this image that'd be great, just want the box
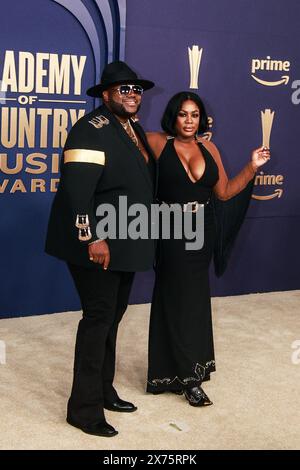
[64,149,105,165]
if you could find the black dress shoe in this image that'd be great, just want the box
[104,398,137,412]
[151,390,183,395]
[66,418,118,437]
[184,386,213,407]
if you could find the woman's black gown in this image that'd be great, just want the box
[147,138,220,393]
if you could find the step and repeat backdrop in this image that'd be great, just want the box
[0,0,299,317]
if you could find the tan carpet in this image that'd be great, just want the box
[0,291,299,450]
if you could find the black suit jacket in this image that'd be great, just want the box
[45,105,157,271]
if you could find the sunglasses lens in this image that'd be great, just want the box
[119,85,130,95]
[133,86,143,95]
[119,85,143,95]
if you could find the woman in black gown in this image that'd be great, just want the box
[146,92,270,406]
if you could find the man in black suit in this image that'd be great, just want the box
[45,61,156,437]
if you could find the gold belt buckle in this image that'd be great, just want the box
[183,201,199,213]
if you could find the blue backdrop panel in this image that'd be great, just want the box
[0,0,125,317]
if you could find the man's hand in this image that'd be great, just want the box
[88,240,110,270]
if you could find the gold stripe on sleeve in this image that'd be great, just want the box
[64,149,105,165]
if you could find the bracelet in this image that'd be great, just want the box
[88,238,105,246]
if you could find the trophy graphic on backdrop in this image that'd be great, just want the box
[261,108,275,148]
[252,108,283,201]
[188,45,203,89]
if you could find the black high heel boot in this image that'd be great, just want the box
[151,390,183,395]
[184,386,213,407]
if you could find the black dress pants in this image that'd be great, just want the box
[66,263,134,426]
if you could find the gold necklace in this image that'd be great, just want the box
[122,120,139,147]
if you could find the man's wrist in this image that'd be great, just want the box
[88,238,106,246]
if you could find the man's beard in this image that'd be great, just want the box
[108,100,141,119]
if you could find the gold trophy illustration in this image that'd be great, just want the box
[188,45,203,89]
[261,109,275,148]
[252,109,280,201]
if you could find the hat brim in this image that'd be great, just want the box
[86,78,154,97]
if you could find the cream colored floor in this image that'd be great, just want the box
[0,291,299,450]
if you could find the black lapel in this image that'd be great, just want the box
[132,121,155,160]
[99,106,154,191]
[132,120,158,195]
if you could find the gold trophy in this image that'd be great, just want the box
[261,109,275,148]
[188,45,203,89]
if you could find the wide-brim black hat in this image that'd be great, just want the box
[86,60,154,97]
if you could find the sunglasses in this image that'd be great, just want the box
[112,84,144,96]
